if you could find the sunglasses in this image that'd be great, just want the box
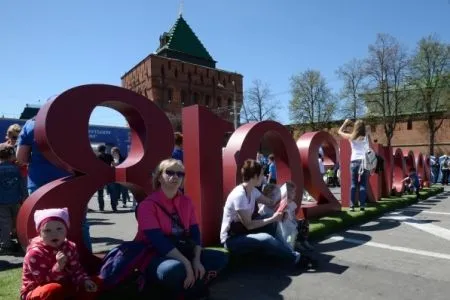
[164,170,185,178]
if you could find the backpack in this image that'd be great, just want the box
[361,136,377,174]
[99,241,154,295]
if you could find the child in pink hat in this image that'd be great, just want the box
[21,208,100,300]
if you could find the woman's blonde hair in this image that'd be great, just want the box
[152,158,184,189]
[350,120,366,140]
[6,124,21,138]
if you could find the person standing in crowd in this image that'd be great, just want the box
[16,118,93,252]
[441,156,449,185]
[318,153,326,181]
[338,119,371,212]
[267,154,277,184]
[0,144,27,254]
[96,145,113,211]
[16,118,70,195]
[1,123,28,188]
[172,132,184,163]
[1,124,21,150]
[111,147,129,208]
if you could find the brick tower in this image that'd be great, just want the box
[121,14,243,130]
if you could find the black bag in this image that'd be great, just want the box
[228,199,260,236]
[154,202,196,260]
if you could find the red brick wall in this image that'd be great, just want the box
[293,118,450,156]
[121,55,243,129]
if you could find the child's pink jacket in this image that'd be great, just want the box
[21,237,89,299]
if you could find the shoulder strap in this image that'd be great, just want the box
[153,201,186,230]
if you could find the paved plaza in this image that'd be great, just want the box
[2,187,450,299]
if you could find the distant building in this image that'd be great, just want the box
[289,112,450,156]
[0,105,130,155]
[121,14,243,130]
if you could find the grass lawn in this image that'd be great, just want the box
[0,267,21,300]
[0,185,444,299]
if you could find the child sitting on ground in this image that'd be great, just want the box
[261,182,314,251]
[21,207,100,300]
[402,167,420,197]
[0,144,26,254]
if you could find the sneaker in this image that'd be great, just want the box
[296,254,318,270]
[360,207,365,212]
[350,207,355,212]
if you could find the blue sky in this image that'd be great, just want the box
[1,0,449,126]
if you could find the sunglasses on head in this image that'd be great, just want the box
[164,170,185,178]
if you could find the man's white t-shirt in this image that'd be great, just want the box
[220,184,262,243]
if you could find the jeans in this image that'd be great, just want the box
[224,222,299,263]
[0,203,20,249]
[97,188,105,211]
[121,185,130,205]
[350,160,369,208]
[442,170,449,185]
[145,249,228,298]
[107,183,120,211]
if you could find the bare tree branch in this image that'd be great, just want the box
[336,58,367,119]
[408,34,450,155]
[241,79,278,123]
[363,33,410,147]
[289,69,337,130]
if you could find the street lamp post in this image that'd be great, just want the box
[217,81,239,130]
[232,80,238,130]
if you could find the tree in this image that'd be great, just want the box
[408,34,450,155]
[240,79,277,123]
[336,58,367,119]
[364,33,410,147]
[289,69,336,130]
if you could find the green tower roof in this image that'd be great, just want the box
[156,15,216,68]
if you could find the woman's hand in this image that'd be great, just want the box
[183,261,196,289]
[270,212,284,223]
[192,258,206,280]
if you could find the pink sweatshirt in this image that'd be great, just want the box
[21,237,89,299]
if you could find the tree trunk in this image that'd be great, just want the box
[429,130,435,156]
[428,115,436,156]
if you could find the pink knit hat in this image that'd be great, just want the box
[34,207,70,231]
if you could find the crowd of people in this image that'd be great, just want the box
[0,118,444,299]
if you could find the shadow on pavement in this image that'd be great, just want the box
[210,251,349,300]
[91,236,126,246]
[87,218,115,226]
[0,260,22,271]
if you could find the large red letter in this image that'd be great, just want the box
[297,131,340,216]
[17,84,173,271]
[392,148,407,193]
[182,105,233,245]
[223,121,304,209]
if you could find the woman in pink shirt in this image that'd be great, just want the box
[136,158,228,299]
